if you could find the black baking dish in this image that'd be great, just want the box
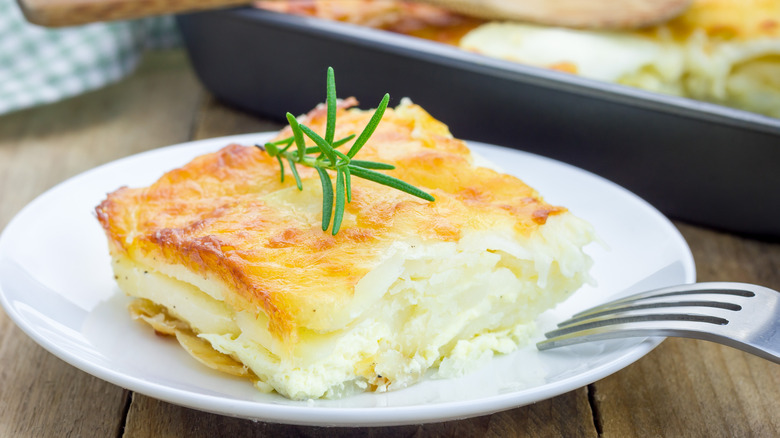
[176,8,780,237]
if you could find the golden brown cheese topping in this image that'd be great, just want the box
[653,0,780,41]
[96,100,564,345]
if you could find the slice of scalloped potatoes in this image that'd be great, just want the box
[97,99,595,399]
[460,0,780,117]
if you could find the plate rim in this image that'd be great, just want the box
[0,132,695,426]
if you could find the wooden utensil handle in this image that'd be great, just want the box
[17,0,250,27]
[17,0,693,31]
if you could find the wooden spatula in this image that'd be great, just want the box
[17,0,692,29]
[425,0,693,29]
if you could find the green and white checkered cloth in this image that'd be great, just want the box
[0,0,180,114]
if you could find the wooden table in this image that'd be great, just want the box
[1,50,778,437]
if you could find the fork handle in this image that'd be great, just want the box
[537,282,780,365]
[537,322,780,365]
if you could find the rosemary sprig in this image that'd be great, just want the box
[256,67,434,235]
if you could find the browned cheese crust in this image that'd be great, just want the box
[96,100,565,348]
[650,0,780,41]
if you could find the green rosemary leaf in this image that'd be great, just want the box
[332,168,346,235]
[265,142,280,157]
[334,149,350,164]
[286,155,303,190]
[316,167,334,231]
[263,139,293,158]
[347,93,389,158]
[279,141,294,154]
[266,137,294,147]
[286,113,307,161]
[300,136,354,155]
[349,160,395,170]
[300,135,353,155]
[300,124,337,165]
[326,67,337,144]
[276,156,285,182]
[344,165,352,203]
[333,134,356,147]
[259,67,434,236]
[348,165,435,202]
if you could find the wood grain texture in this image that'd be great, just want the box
[592,222,780,438]
[0,323,129,437]
[0,50,202,438]
[17,0,248,27]
[594,338,780,438]
[16,0,692,29]
[123,388,596,437]
[191,94,283,141]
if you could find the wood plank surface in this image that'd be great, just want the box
[592,223,780,438]
[0,50,202,438]
[123,388,596,437]
[0,49,778,437]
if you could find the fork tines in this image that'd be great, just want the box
[536,282,780,365]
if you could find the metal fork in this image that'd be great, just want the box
[537,282,780,364]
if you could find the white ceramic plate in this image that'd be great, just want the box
[0,133,695,426]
